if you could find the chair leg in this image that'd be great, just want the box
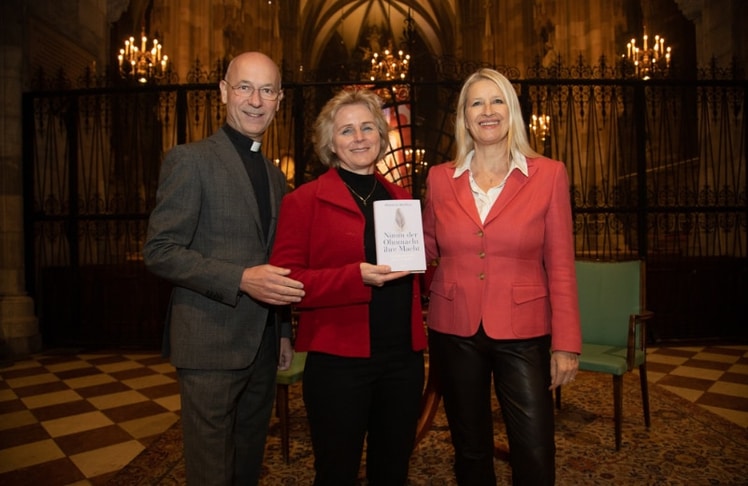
[613,375,623,451]
[276,384,290,464]
[639,364,651,428]
[415,369,441,446]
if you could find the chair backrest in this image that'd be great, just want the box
[276,351,307,385]
[575,259,644,346]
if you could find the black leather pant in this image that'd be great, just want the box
[429,327,555,486]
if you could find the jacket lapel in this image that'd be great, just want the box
[316,169,370,214]
[449,169,484,228]
[483,160,535,226]
[211,131,267,244]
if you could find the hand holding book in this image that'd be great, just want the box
[373,200,427,273]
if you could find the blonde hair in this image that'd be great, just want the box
[453,68,539,167]
[313,89,390,168]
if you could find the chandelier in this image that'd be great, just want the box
[529,114,551,142]
[368,48,410,81]
[366,3,413,82]
[405,148,427,175]
[118,27,169,83]
[623,30,671,79]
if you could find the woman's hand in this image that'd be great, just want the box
[360,262,410,287]
[278,337,293,371]
[549,350,579,390]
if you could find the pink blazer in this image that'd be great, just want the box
[422,157,581,354]
[270,169,427,358]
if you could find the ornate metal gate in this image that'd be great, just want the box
[23,62,747,347]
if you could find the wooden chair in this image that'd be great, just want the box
[556,259,654,450]
[275,351,307,463]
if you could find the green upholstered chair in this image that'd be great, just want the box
[276,351,307,463]
[557,259,654,450]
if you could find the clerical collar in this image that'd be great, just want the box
[222,124,262,153]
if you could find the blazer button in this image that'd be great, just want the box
[476,230,484,237]
[478,251,486,258]
[478,272,485,280]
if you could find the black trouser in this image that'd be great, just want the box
[303,348,425,486]
[429,327,555,486]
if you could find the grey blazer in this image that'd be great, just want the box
[143,128,289,369]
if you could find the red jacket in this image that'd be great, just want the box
[270,169,427,357]
[422,157,582,354]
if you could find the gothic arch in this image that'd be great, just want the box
[299,0,457,78]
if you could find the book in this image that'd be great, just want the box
[373,199,427,272]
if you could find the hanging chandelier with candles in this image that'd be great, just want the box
[529,114,551,142]
[366,3,413,82]
[368,48,410,81]
[118,27,169,83]
[622,30,671,79]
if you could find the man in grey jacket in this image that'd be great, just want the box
[143,51,305,485]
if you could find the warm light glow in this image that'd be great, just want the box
[530,114,551,142]
[405,148,427,173]
[623,29,671,79]
[118,27,169,83]
[366,2,413,82]
[369,48,411,81]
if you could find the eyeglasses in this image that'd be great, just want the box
[225,81,281,101]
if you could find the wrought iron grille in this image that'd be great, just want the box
[22,63,748,345]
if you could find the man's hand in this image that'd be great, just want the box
[240,264,305,305]
[549,350,579,390]
[278,337,293,371]
[360,262,410,287]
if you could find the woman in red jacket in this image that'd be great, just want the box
[422,69,582,485]
[270,89,427,486]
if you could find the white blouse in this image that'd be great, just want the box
[453,150,528,223]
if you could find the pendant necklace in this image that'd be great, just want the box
[343,179,378,206]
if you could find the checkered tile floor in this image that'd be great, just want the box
[645,344,748,428]
[0,350,180,485]
[0,344,746,485]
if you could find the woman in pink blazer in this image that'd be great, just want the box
[422,69,582,485]
[270,89,427,486]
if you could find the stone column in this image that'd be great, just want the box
[0,0,42,360]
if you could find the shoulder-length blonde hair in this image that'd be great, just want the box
[313,89,390,168]
[453,68,539,167]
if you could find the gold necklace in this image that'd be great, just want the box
[343,179,378,206]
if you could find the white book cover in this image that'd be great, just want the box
[373,199,427,272]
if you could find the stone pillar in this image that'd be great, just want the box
[0,0,42,360]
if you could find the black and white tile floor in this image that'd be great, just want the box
[0,344,746,485]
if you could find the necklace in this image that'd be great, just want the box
[343,179,378,206]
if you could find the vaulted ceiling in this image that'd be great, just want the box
[299,0,456,69]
